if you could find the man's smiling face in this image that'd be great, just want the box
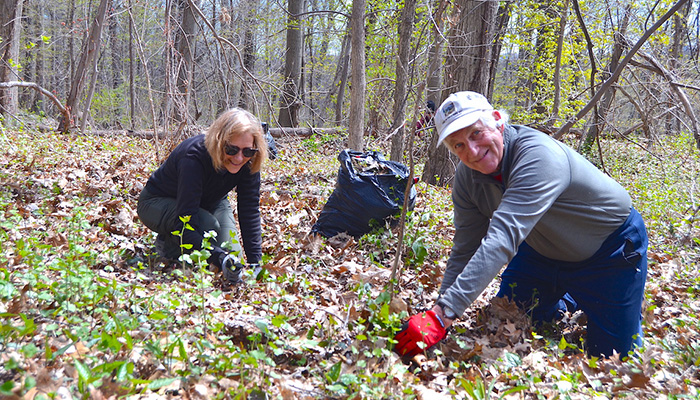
[444,112,505,175]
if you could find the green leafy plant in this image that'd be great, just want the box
[454,373,528,400]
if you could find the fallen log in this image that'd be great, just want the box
[268,127,341,138]
[88,127,342,139]
[22,125,342,140]
[89,129,173,138]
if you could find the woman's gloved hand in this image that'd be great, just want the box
[220,253,245,284]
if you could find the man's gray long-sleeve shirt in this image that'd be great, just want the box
[438,124,631,317]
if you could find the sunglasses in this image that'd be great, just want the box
[224,144,258,158]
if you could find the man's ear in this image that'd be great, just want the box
[492,110,505,132]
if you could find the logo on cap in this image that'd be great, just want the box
[441,101,456,119]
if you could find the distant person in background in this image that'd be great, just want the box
[394,91,648,359]
[416,100,436,137]
[137,108,268,284]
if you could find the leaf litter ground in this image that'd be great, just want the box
[0,131,699,399]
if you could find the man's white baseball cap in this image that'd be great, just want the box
[435,91,494,147]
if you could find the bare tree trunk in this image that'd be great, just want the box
[128,0,135,130]
[348,0,366,151]
[238,2,257,110]
[26,1,46,113]
[278,0,305,127]
[319,13,349,125]
[108,5,121,89]
[551,0,569,126]
[163,0,174,131]
[667,0,691,133]
[670,1,691,70]
[316,0,332,61]
[81,44,101,132]
[425,0,446,106]
[389,0,417,162]
[487,3,510,99]
[0,0,25,117]
[173,0,199,125]
[422,0,506,187]
[616,86,652,140]
[211,1,230,114]
[68,0,75,93]
[36,6,47,114]
[82,0,114,132]
[127,2,161,158]
[420,0,449,185]
[448,0,501,93]
[58,0,111,132]
[333,30,351,126]
[531,0,558,117]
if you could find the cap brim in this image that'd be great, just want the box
[436,112,481,147]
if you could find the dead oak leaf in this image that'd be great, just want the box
[7,284,31,314]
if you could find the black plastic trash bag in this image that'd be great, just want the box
[311,149,417,238]
[262,122,277,160]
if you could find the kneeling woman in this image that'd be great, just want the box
[137,108,267,282]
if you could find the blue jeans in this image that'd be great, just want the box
[496,208,648,357]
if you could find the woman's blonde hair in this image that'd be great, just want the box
[205,108,268,173]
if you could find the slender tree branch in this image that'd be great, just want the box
[552,0,570,124]
[389,81,424,300]
[554,0,691,139]
[126,3,160,159]
[616,85,652,139]
[186,0,277,121]
[0,81,71,127]
[670,81,700,91]
[628,59,663,74]
[572,0,597,100]
[272,0,349,20]
[634,49,700,149]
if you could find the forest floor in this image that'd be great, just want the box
[1,129,700,399]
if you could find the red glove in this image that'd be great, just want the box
[393,310,447,358]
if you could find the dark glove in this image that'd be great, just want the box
[250,263,263,279]
[394,310,446,358]
[221,253,245,284]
